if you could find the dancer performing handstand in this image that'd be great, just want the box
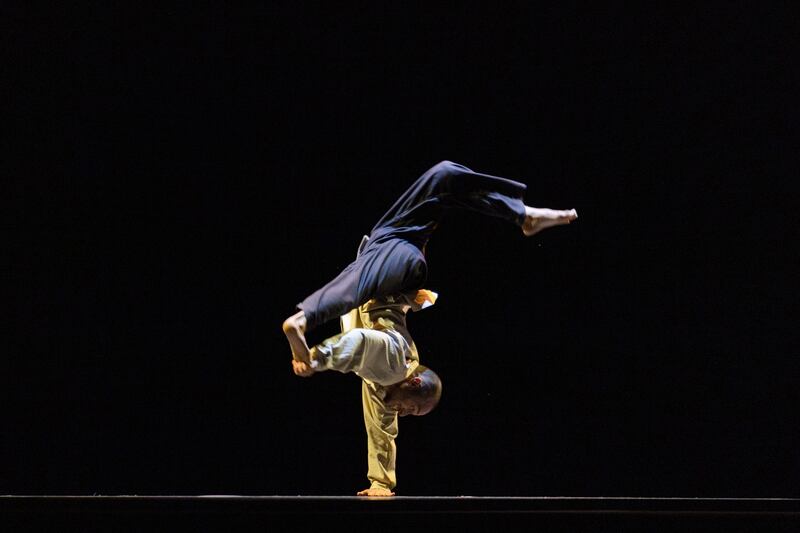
[282,160,578,496]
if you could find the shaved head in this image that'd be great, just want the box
[385,365,442,416]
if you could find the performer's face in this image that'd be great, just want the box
[387,396,421,417]
[386,377,432,416]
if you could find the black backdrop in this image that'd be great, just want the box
[6,4,798,497]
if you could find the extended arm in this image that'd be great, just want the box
[281,317,402,494]
[357,380,398,497]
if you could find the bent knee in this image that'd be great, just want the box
[424,160,465,189]
[432,160,459,173]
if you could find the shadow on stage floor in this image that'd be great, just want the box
[2,495,799,531]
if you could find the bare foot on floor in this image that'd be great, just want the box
[522,207,578,236]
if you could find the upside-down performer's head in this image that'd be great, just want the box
[384,365,442,417]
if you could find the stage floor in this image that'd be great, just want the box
[3,495,800,531]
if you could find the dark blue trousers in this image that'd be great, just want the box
[297,160,529,332]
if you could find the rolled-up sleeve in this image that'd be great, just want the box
[310,330,365,373]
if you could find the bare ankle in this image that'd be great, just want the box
[282,310,307,334]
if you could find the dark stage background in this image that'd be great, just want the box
[6,4,798,498]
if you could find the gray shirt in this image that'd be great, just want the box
[309,289,437,490]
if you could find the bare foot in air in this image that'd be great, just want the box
[282,310,314,370]
[521,207,578,236]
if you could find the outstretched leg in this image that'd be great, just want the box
[521,207,578,236]
[368,160,530,248]
[295,160,578,334]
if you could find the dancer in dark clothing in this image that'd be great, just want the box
[282,160,578,496]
